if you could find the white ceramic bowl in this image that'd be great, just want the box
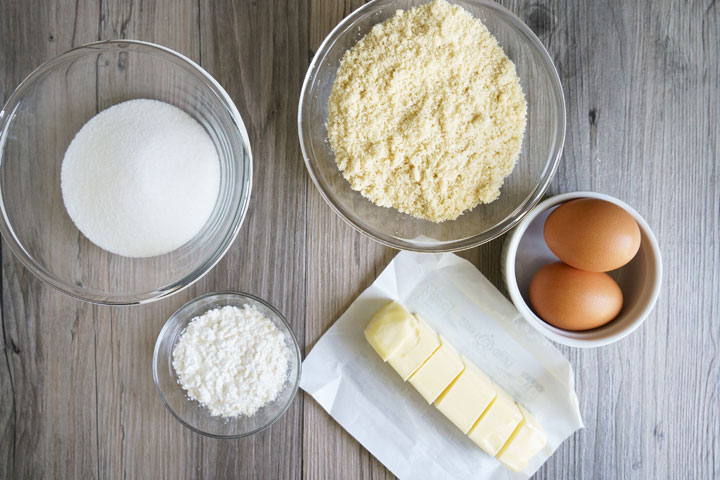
[501,191,662,348]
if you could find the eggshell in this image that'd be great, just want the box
[529,262,623,331]
[544,198,641,272]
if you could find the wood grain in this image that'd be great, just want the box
[0,1,100,479]
[0,0,718,479]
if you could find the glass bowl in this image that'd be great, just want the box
[153,291,302,438]
[298,0,565,251]
[0,40,252,304]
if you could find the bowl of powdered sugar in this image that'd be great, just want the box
[153,291,302,438]
[0,40,251,304]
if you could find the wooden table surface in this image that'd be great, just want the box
[1,0,717,478]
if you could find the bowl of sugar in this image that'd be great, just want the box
[153,291,302,438]
[0,40,252,304]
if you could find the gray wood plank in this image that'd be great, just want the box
[531,1,719,479]
[303,188,395,480]
[0,0,717,479]
[0,1,101,479]
[88,2,205,478]
[194,0,309,478]
[302,2,398,478]
[90,0,309,478]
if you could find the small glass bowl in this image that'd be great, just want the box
[298,0,565,251]
[0,40,252,304]
[153,291,302,438]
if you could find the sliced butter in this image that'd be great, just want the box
[468,388,522,456]
[365,301,548,473]
[408,336,464,404]
[387,314,440,380]
[434,355,497,433]
[496,403,548,472]
[364,301,416,361]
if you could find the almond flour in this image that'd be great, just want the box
[327,0,527,222]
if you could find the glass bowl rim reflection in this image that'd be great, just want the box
[152,290,302,439]
[298,0,566,252]
[0,39,252,305]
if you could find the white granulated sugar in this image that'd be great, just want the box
[61,99,220,258]
[172,304,291,418]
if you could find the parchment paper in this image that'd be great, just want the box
[300,251,583,479]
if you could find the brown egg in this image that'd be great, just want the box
[529,262,623,331]
[544,198,641,272]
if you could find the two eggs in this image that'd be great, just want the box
[529,199,641,331]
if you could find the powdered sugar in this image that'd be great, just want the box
[61,99,220,258]
[171,304,290,417]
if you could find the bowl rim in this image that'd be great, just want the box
[152,290,302,439]
[298,0,566,252]
[503,191,663,348]
[0,39,253,306]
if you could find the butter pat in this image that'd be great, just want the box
[468,388,522,456]
[496,404,548,472]
[434,356,497,433]
[409,336,464,403]
[388,315,440,380]
[364,302,416,361]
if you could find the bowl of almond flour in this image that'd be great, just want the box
[153,292,302,438]
[299,0,566,251]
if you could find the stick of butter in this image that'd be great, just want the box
[408,336,464,404]
[468,388,523,457]
[434,355,497,433]
[364,301,548,472]
[387,314,440,380]
[496,404,548,472]
[364,301,416,361]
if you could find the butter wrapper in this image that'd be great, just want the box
[300,251,583,479]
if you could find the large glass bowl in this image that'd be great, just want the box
[0,40,252,304]
[153,291,302,438]
[298,0,565,251]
